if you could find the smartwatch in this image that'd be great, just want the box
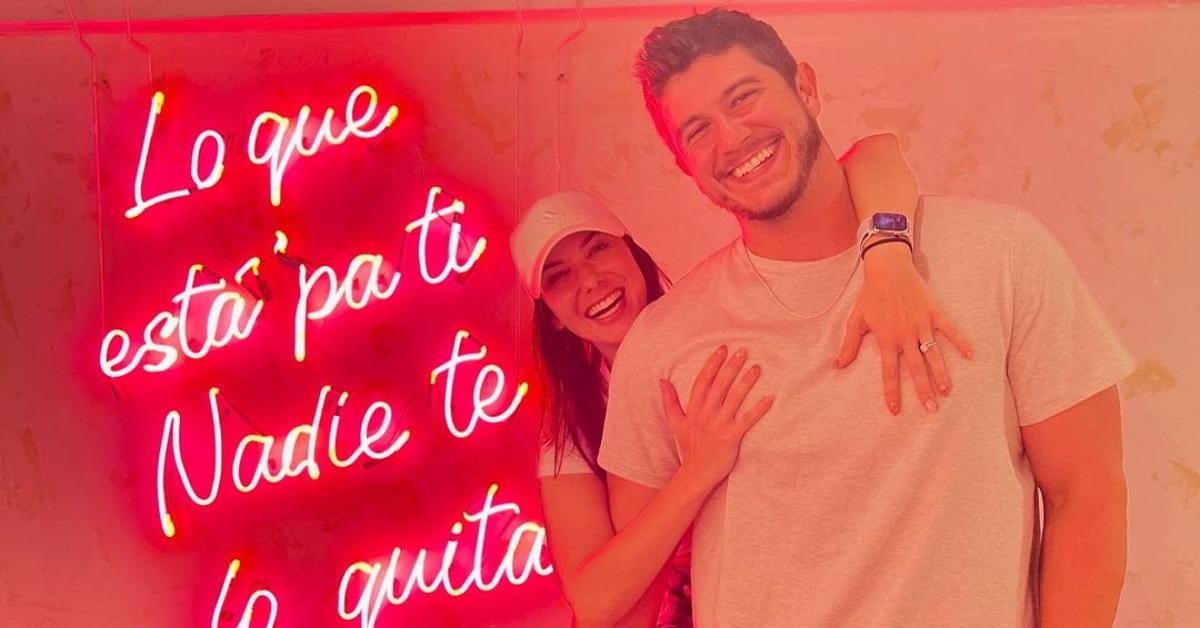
[857,212,912,257]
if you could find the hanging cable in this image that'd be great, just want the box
[513,0,526,371]
[554,0,586,191]
[63,0,115,397]
[121,0,154,85]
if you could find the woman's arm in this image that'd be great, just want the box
[541,346,772,628]
[837,134,974,415]
[843,133,919,231]
[540,467,706,627]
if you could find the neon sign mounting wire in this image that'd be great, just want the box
[554,0,586,192]
[63,0,112,394]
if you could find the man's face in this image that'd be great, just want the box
[658,46,822,220]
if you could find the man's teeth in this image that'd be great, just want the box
[587,289,624,319]
[732,144,776,179]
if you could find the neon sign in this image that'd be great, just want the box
[432,330,530,439]
[337,484,553,628]
[102,187,491,374]
[125,85,399,219]
[293,251,401,362]
[249,85,399,208]
[211,559,279,628]
[207,486,551,628]
[405,186,488,285]
[100,257,264,378]
[108,83,550,624]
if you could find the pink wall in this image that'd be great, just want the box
[1,2,1197,626]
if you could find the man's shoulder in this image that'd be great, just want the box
[918,194,1041,261]
[640,238,740,323]
[919,194,1025,232]
[613,239,740,363]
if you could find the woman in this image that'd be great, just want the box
[510,135,972,627]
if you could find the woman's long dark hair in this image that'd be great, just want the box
[533,235,670,478]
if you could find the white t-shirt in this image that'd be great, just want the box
[598,197,1136,628]
[537,436,596,477]
[537,362,609,478]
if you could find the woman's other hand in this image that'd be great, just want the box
[659,345,774,489]
[836,244,974,415]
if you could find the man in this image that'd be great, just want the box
[598,9,1134,627]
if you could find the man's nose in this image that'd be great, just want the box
[715,115,753,156]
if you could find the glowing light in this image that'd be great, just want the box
[430,330,529,439]
[248,85,400,207]
[156,387,222,538]
[293,254,401,362]
[231,434,286,494]
[190,129,226,190]
[156,386,409,538]
[404,187,488,284]
[126,90,191,219]
[211,558,279,628]
[109,78,538,622]
[100,258,264,378]
[234,257,261,283]
[328,399,410,469]
[337,484,552,628]
[125,86,401,218]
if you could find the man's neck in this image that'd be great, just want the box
[741,144,859,262]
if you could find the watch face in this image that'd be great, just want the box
[872,212,908,232]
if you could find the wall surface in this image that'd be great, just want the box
[1,2,1197,626]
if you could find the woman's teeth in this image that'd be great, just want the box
[732,143,776,179]
[586,289,624,320]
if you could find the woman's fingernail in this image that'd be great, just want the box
[939,385,950,396]
[888,402,900,415]
[832,358,842,369]
[717,345,727,355]
[924,399,938,413]
[735,347,747,359]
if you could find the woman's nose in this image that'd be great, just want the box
[577,261,610,296]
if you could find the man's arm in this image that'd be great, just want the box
[606,474,674,627]
[1021,385,1127,627]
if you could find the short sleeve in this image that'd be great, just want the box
[536,437,595,478]
[1006,211,1137,426]
[597,315,679,489]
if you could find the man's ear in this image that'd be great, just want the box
[793,61,821,117]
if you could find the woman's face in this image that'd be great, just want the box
[539,231,649,358]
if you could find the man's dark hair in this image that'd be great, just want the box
[635,8,799,165]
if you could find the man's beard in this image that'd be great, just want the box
[722,117,821,222]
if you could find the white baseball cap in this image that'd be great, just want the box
[510,190,629,298]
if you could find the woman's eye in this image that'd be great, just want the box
[589,241,611,256]
[544,271,567,289]
[686,122,709,144]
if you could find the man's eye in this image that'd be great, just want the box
[731,90,757,107]
[686,122,709,144]
[589,241,611,256]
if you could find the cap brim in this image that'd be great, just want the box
[528,224,625,299]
